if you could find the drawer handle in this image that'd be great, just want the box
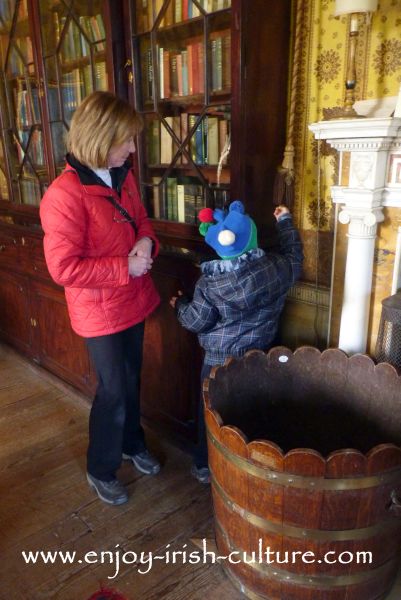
[0,244,5,251]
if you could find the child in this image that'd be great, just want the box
[170,201,303,483]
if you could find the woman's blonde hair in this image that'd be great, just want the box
[66,91,143,168]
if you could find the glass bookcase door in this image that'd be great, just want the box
[133,0,231,223]
[0,0,47,206]
[38,0,109,173]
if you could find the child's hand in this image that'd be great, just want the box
[274,205,290,221]
[169,290,183,308]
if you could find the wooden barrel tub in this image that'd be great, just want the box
[203,347,401,600]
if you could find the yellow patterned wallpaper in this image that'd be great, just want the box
[286,0,401,351]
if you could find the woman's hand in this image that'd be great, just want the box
[129,237,152,259]
[128,254,153,277]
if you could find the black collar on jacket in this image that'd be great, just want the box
[66,153,131,196]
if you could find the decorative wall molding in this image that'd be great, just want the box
[287,283,330,308]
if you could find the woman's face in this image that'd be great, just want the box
[107,137,136,168]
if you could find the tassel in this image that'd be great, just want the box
[272,144,295,211]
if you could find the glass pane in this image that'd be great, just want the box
[39,0,110,171]
[51,121,67,165]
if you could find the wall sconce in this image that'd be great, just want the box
[324,0,378,119]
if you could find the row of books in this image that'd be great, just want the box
[20,176,41,206]
[147,113,230,166]
[157,31,230,99]
[150,175,205,222]
[137,0,231,32]
[55,12,106,60]
[173,0,231,23]
[59,61,108,120]
[13,84,40,128]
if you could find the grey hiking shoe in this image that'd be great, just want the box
[122,450,161,475]
[191,465,210,484]
[87,473,128,505]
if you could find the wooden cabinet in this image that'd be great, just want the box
[0,0,291,442]
[0,268,33,353]
[29,279,94,392]
[0,220,95,394]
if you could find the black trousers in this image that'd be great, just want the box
[193,362,213,469]
[85,322,146,481]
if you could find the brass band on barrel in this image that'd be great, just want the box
[211,472,395,542]
[215,519,394,588]
[208,430,401,491]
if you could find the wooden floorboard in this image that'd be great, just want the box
[1,342,400,600]
[0,344,237,600]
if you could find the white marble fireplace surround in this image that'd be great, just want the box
[309,117,401,355]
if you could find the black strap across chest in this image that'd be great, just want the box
[64,168,138,235]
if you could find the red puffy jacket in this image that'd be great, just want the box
[40,164,160,337]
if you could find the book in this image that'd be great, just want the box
[211,36,223,91]
[170,53,179,96]
[147,119,160,165]
[167,176,178,220]
[222,34,231,90]
[176,53,183,96]
[177,183,185,222]
[152,176,162,219]
[206,116,219,165]
[160,116,173,164]
[181,49,189,96]
[163,49,171,98]
[175,0,182,23]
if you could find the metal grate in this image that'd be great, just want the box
[375,292,401,371]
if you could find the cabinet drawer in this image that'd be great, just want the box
[0,231,20,268]
[16,235,50,279]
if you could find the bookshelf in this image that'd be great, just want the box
[129,0,291,242]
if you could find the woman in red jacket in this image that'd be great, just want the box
[40,91,161,505]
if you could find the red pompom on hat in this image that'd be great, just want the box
[198,207,214,223]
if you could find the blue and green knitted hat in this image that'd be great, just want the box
[198,200,258,259]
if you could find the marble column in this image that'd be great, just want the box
[309,117,401,354]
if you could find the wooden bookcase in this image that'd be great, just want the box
[0,0,291,442]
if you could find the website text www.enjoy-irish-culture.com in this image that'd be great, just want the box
[21,539,373,579]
